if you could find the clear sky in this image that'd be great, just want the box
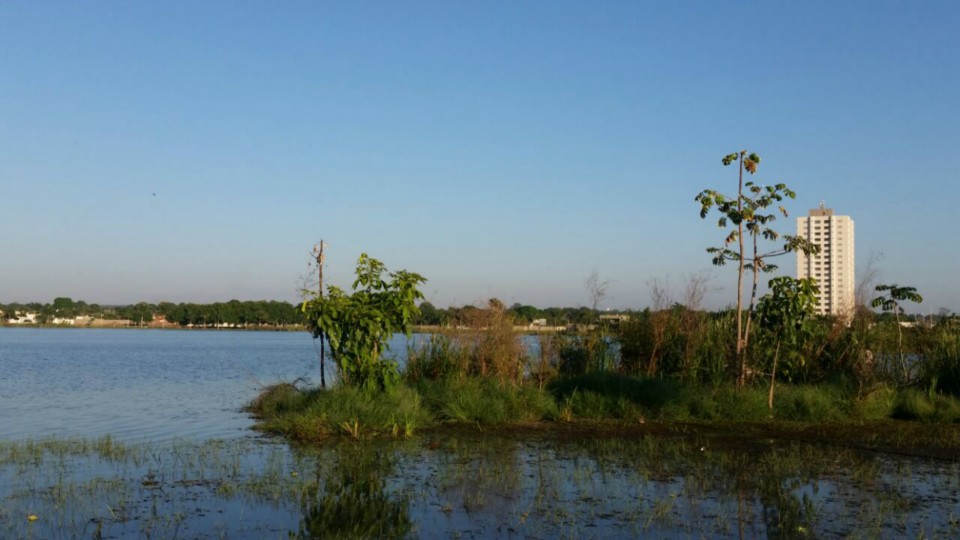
[2,1,958,312]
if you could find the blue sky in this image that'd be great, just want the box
[2,1,958,312]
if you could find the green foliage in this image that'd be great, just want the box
[856,386,897,421]
[872,284,923,313]
[404,334,470,382]
[694,150,819,385]
[417,378,557,425]
[891,389,960,422]
[549,373,685,420]
[249,384,430,441]
[556,332,616,375]
[772,385,849,421]
[684,386,771,421]
[165,300,301,327]
[303,254,426,390]
[617,309,733,383]
[756,277,820,382]
[917,329,960,395]
[872,283,923,382]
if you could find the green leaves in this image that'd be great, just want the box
[872,284,923,313]
[303,254,427,391]
[757,277,820,346]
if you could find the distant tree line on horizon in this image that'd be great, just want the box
[1,296,951,329]
[0,297,302,327]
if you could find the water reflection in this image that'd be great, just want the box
[1,431,958,539]
[295,444,411,539]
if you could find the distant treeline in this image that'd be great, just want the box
[417,301,626,327]
[2,297,936,329]
[1,297,634,329]
[1,297,302,327]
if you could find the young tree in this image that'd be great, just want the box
[756,277,819,410]
[695,151,819,386]
[871,284,923,380]
[311,241,328,388]
[302,254,426,390]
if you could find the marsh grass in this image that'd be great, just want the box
[250,321,960,445]
[3,431,959,539]
[250,374,960,447]
[892,388,960,422]
[417,377,558,425]
[0,437,314,540]
[249,384,432,441]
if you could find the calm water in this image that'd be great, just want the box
[0,327,408,441]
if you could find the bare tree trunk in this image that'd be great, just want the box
[735,155,746,387]
[768,342,780,411]
[743,235,761,357]
[895,308,906,382]
[315,241,327,389]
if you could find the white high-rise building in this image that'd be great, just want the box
[796,204,855,317]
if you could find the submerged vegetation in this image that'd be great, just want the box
[5,431,960,539]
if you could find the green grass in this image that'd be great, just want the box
[416,377,558,425]
[248,384,432,441]
[248,372,960,443]
[891,388,960,422]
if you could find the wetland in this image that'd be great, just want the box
[3,327,960,538]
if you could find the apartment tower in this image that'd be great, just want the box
[796,203,855,317]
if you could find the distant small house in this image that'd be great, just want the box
[52,317,76,325]
[599,314,630,323]
[530,319,548,327]
[7,312,39,324]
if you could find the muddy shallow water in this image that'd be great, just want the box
[2,429,959,539]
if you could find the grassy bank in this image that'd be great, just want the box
[247,373,960,454]
[251,311,960,454]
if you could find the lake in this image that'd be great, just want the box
[0,327,330,441]
[2,327,959,539]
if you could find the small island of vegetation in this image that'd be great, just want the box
[248,152,960,458]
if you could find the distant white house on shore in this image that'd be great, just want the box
[4,313,94,325]
[6,312,39,324]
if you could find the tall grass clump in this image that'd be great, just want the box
[917,328,960,396]
[249,384,431,441]
[417,378,557,425]
[771,384,851,421]
[617,309,733,384]
[405,333,469,382]
[855,386,897,421]
[549,373,686,421]
[681,384,770,421]
[454,299,527,383]
[891,388,960,423]
[556,332,616,375]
